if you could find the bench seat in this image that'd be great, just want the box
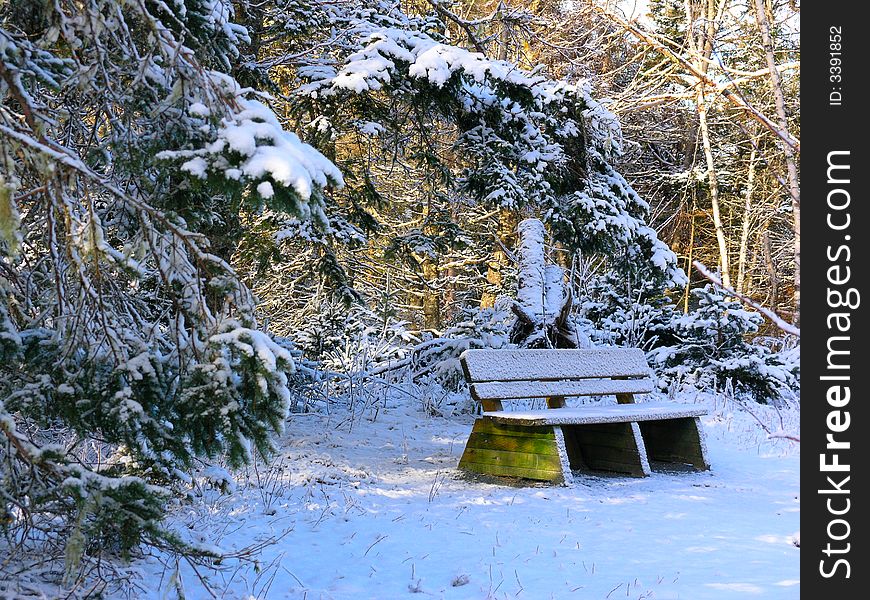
[481,401,708,426]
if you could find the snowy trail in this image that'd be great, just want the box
[149,397,799,599]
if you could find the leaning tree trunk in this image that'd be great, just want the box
[510,219,579,348]
[516,218,547,317]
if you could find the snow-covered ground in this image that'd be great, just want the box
[129,389,800,600]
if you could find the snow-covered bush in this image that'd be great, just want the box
[647,286,799,403]
[547,149,687,288]
[292,303,418,374]
[407,303,513,390]
[0,0,340,570]
[576,271,680,350]
[576,274,798,404]
[157,75,344,227]
[291,300,510,392]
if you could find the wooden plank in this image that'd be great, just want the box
[458,461,564,482]
[483,402,708,426]
[560,426,588,471]
[637,418,698,441]
[566,422,650,476]
[638,417,710,470]
[579,443,646,465]
[458,419,570,484]
[560,430,647,451]
[471,378,654,401]
[569,423,644,455]
[577,457,648,476]
[563,426,636,440]
[640,428,703,453]
[560,423,642,476]
[460,348,652,382]
[464,432,560,455]
[481,399,503,412]
[459,447,562,471]
[576,423,650,477]
[472,419,556,439]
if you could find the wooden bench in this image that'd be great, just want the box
[457,348,709,485]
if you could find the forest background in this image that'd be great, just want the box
[0,0,799,590]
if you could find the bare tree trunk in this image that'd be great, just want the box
[761,227,778,311]
[498,1,512,61]
[687,0,733,288]
[736,143,758,295]
[443,201,460,322]
[421,196,441,330]
[480,208,517,308]
[421,258,441,330]
[697,97,731,288]
[752,0,800,325]
[443,265,457,320]
[683,204,697,314]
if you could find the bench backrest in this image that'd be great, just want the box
[460,348,654,410]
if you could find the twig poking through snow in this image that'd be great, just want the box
[364,534,388,557]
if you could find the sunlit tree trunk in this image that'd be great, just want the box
[480,208,517,308]
[688,0,732,288]
[421,258,441,330]
[761,226,779,311]
[752,0,800,325]
[697,98,731,289]
[420,197,441,330]
[736,143,758,295]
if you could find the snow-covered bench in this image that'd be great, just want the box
[457,348,709,484]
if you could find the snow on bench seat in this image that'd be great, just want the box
[481,401,708,426]
[470,377,655,401]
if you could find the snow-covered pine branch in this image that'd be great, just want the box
[1,0,342,563]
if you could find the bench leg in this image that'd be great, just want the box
[458,419,571,484]
[638,417,710,471]
[552,426,574,485]
[561,422,651,477]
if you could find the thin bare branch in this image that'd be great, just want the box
[693,261,800,337]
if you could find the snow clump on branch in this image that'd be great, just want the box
[159,73,344,224]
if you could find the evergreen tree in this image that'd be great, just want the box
[647,285,798,403]
[1,0,338,562]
